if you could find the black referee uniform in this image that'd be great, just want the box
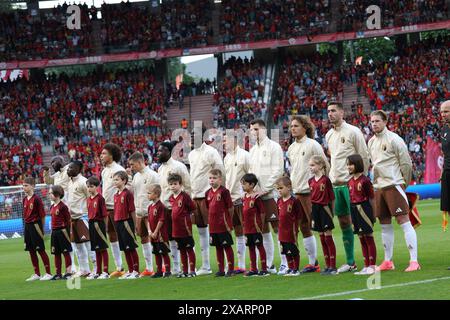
[441,125,450,212]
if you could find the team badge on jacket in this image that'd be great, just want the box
[121,196,124,204]
[287,204,292,213]
[357,183,362,191]
[55,209,59,216]
[382,144,387,151]
[217,194,222,201]
[178,200,183,208]
[341,137,345,143]
[249,200,254,208]
[30,203,33,210]
[153,209,157,216]
[320,183,325,191]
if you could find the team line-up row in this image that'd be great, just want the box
[22,103,450,281]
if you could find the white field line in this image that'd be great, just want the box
[294,276,450,300]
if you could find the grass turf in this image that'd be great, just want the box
[0,199,449,300]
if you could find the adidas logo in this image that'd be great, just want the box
[81,236,86,240]
[255,239,260,244]
[396,208,403,213]
[287,250,291,254]
[270,214,276,219]
[222,241,227,245]
[126,246,130,249]
[96,246,99,249]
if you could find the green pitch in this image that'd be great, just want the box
[1,199,449,300]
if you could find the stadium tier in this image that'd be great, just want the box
[0,0,448,63]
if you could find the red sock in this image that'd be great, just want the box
[325,235,336,269]
[180,248,188,273]
[293,255,300,271]
[155,254,163,273]
[162,254,171,272]
[29,251,40,275]
[365,235,377,266]
[224,246,234,272]
[319,234,330,268]
[130,249,139,273]
[38,250,51,274]
[55,254,62,275]
[287,255,294,270]
[63,252,72,273]
[216,247,225,273]
[124,251,133,273]
[101,250,109,273]
[249,246,257,271]
[95,251,103,275]
[187,247,196,273]
[359,236,369,267]
[257,244,267,271]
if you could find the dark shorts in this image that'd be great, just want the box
[280,242,300,257]
[135,216,149,238]
[350,201,376,235]
[232,203,243,227]
[311,203,335,232]
[70,218,90,243]
[441,170,450,212]
[245,233,263,247]
[262,198,279,222]
[24,222,45,251]
[89,220,109,251]
[151,241,171,255]
[374,185,409,219]
[51,228,72,255]
[193,198,209,227]
[174,236,195,249]
[210,232,234,247]
[115,219,138,251]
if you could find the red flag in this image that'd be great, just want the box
[406,192,422,228]
[424,137,443,184]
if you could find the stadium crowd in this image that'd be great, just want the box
[273,52,343,127]
[100,0,213,51]
[338,0,449,32]
[220,0,331,44]
[1,1,449,62]
[212,56,267,129]
[0,2,93,61]
[0,65,169,186]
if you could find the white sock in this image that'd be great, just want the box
[278,241,287,267]
[142,242,154,271]
[381,224,395,261]
[400,221,418,262]
[303,235,318,265]
[236,236,246,270]
[169,240,180,273]
[262,232,274,268]
[70,243,77,273]
[198,226,211,270]
[83,241,96,274]
[110,241,122,270]
[75,243,90,273]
